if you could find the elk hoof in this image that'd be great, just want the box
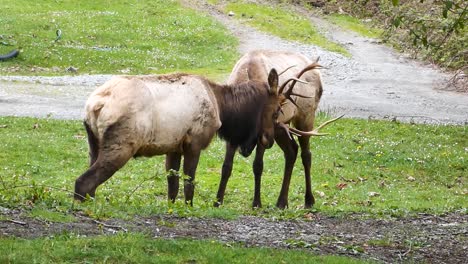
[184,199,193,207]
[304,195,315,209]
[213,201,222,207]
[276,200,288,209]
[252,201,262,208]
[74,192,94,202]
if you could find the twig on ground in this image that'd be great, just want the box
[8,219,27,226]
[93,219,128,232]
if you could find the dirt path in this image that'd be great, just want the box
[1,208,467,263]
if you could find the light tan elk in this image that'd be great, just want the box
[215,50,342,209]
[74,70,307,205]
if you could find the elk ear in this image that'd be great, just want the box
[267,68,279,95]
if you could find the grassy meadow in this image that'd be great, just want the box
[224,2,349,56]
[0,0,238,76]
[326,14,383,39]
[0,116,465,220]
[0,233,365,264]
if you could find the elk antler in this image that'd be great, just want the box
[278,65,296,76]
[277,122,300,140]
[278,77,312,108]
[278,62,323,94]
[278,114,344,139]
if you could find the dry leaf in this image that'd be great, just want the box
[369,191,380,197]
[379,180,386,188]
[407,176,416,181]
[336,182,347,190]
[73,134,86,140]
[304,212,316,220]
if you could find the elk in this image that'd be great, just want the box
[215,50,342,209]
[74,69,304,205]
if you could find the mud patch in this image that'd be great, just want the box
[1,209,466,263]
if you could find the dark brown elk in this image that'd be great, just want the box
[215,50,342,209]
[74,69,303,205]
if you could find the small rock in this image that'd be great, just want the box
[315,190,325,198]
[228,11,235,17]
[0,206,11,213]
[66,66,78,73]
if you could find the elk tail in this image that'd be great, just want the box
[84,121,99,166]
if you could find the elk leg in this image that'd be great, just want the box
[298,136,315,208]
[166,152,182,203]
[214,143,236,207]
[182,147,201,206]
[74,145,133,201]
[252,144,266,208]
[274,127,298,209]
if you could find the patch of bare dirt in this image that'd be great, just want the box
[1,208,467,263]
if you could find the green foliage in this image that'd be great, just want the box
[224,2,349,56]
[306,0,466,71]
[385,0,467,70]
[0,0,238,75]
[0,233,365,263]
[0,116,466,221]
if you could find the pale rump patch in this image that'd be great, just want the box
[85,74,221,156]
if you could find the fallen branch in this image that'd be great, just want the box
[8,219,27,226]
[93,219,128,232]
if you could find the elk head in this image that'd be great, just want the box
[258,69,310,150]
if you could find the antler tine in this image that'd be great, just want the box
[277,122,300,140]
[296,62,323,79]
[280,114,344,137]
[289,92,312,98]
[278,77,308,94]
[278,65,296,76]
[278,62,323,100]
[287,62,324,93]
[314,114,345,132]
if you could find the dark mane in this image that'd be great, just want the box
[213,80,269,153]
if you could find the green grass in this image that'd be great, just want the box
[326,14,383,39]
[0,116,466,220]
[224,2,349,56]
[0,233,365,263]
[0,0,238,75]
